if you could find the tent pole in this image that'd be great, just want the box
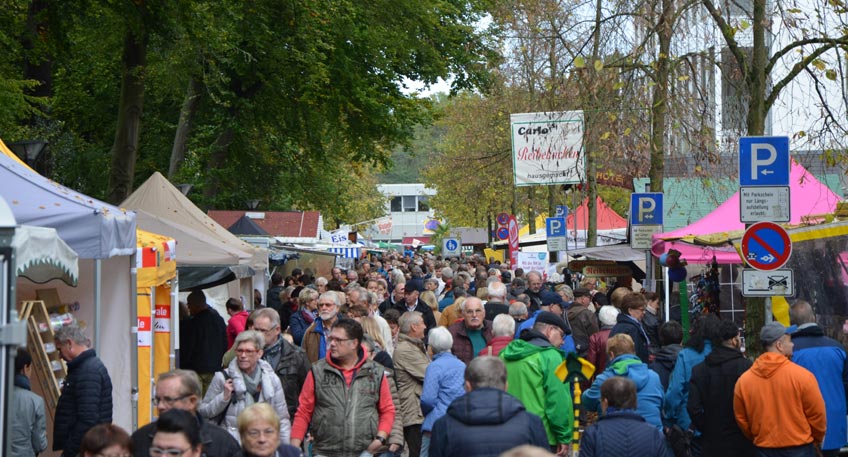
[172,275,179,369]
[129,253,138,432]
[94,259,101,353]
[663,266,670,322]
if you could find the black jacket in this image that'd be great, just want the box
[53,349,112,457]
[267,285,285,314]
[642,310,661,350]
[610,313,651,363]
[687,345,755,457]
[180,307,227,373]
[132,413,241,457]
[392,299,437,332]
[430,388,549,457]
[264,336,312,419]
[650,344,683,390]
[484,301,510,322]
[580,410,673,457]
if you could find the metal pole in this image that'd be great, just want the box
[130,253,139,432]
[663,266,670,322]
[94,259,101,353]
[172,275,179,369]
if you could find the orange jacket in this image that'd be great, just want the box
[733,352,826,448]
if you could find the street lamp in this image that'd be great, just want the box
[247,199,261,210]
[7,140,48,168]
[175,184,193,196]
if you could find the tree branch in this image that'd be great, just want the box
[766,42,842,111]
[701,0,748,78]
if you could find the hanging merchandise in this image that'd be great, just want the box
[692,256,721,316]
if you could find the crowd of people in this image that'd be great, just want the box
[11,252,848,457]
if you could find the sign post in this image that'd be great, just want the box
[546,217,567,252]
[442,237,461,258]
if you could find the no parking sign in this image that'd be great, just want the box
[741,222,792,271]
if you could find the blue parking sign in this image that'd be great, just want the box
[546,217,567,237]
[630,193,663,225]
[739,136,790,186]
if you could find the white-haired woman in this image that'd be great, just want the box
[199,330,290,444]
[420,327,466,457]
[478,314,515,357]
[587,305,620,376]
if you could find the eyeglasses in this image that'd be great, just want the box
[327,336,353,344]
[236,349,260,355]
[246,428,277,438]
[153,393,191,407]
[96,452,131,457]
[254,325,278,333]
[150,447,191,456]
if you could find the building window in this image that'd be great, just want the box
[403,195,417,212]
[418,196,430,212]
[391,197,402,212]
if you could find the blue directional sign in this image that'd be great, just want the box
[630,193,663,225]
[739,136,790,187]
[554,205,569,218]
[546,217,567,237]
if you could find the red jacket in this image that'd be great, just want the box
[291,346,395,441]
[478,335,514,357]
[448,320,493,364]
[226,310,249,349]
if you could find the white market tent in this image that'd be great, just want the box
[14,225,80,286]
[0,139,137,434]
[122,172,269,313]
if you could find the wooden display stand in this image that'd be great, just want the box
[19,300,67,447]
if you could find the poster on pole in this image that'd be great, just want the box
[511,111,584,186]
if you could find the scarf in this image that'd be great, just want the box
[14,374,31,390]
[264,336,284,370]
[242,366,262,406]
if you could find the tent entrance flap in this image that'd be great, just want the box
[177,265,254,290]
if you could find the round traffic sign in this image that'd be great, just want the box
[496,227,509,240]
[496,212,510,226]
[446,239,458,251]
[741,221,792,271]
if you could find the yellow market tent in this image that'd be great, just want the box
[136,229,177,426]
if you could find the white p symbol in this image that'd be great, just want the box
[550,219,562,235]
[638,198,655,222]
[751,143,777,180]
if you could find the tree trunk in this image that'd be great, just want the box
[168,77,201,179]
[21,0,52,103]
[650,0,672,194]
[202,126,235,204]
[107,29,147,204]
[747,0,768,135]
[584,0,605,248]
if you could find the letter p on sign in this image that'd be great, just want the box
[630,193,663,226]
[638,198,655,222]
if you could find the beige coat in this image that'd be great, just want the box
[392,333,430,426]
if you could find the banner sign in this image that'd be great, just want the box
[377,218,393,235]
[516,251,549,273]
[511,111,584,186]
[508,215,520,266]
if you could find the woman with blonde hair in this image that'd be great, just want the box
[420,290,441,323]
[359,315,388,352]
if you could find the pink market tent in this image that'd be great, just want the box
[651,160,841,264]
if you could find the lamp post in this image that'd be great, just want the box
[247,199,260,210]
[8,140,48,170]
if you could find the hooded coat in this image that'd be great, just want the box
[649,343,683,391]
[429,387,550,457]
[664,340,712,431]
[582,353,664,429]
[792,324,848,451]
[734,352,826,448]
[687,345,755,457]
[609,313,651,363]
[500,329,572,445]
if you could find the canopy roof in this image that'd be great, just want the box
[122,172,267,271]
[566,196,627,230]
[14,225,79,286]
[228,215,270,236]
[652,160,841,263]
[0,139,136,259]
[134,210,252,266]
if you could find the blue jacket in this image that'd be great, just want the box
[583,354,664,429]
[792,324,848,451]
[663,341,711,431]
[430,388,550,457]
[421,352,466,432]
[580,409,673,457]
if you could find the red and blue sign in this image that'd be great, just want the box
[741,221,792,271]
[496,212,510,226]
[496,227,510,241]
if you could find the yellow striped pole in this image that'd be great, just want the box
[572,376,582,457]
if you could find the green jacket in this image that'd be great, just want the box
[500,332,573,445]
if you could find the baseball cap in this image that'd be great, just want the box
[535,311,571,334]
[759,321,797,346]
[541,291,564,307]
